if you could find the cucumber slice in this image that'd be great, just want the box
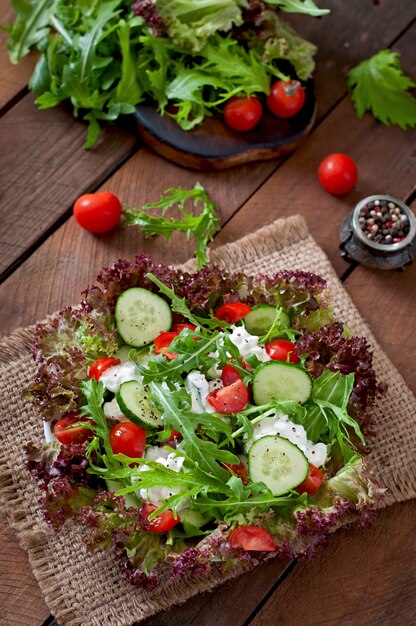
[179,508,207,529]
[115,287,171,347]
[244,305,290,336]
[116,380,163,430]
[105,479,140,508]
[252,361,312,405]
[248,435,308,495]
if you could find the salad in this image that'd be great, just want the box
[26,256,386,590]
[6,0,327,146]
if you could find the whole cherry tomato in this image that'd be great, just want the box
[88,356,121,381]
[229,526,276,551]
[215,302,252,323]
[140,501,179,533]
[224,96,262,132]
[207,379,249,414]
[109,422,147,459]
[318,153,358,196]
[265,339,299,364]
[54,413,94,445]
[73,192,122,233]
[296,464,324,495]
[266,80,306,118]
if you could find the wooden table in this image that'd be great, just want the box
[1,1,415,625]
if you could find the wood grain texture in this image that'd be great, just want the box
[250,500,416,626]
[0,514,50,626]
[0,95,137,280]
[0,0,37,112]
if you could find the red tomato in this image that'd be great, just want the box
[171,324,196,333]
[109,422,146,459]
[88,356,121,381]
[265,339,299,364]
[229,526,276,552]
[73,192,122,233]
[224,462,249,485]
[153,331,179,360]
[318,153,358,196]
[221,364,242,386]
[266,80,306,118]
[140,501,179,533]
[207,379,248,414]
[224,96,262,132]
[215,302,252,323]
[296,464,324,495]
[54,413,94,445]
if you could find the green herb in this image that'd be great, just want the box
[146,272,229,330]
[124,184,220,269]
[347,50,416,130]
[299,370,365,461]
[79,379,114,468]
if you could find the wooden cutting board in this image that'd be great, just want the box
[134,82,316,171]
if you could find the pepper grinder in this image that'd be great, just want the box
[339,195,416,270]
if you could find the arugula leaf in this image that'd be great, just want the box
[124,184,220,269]
[266,0,329,17]
[6,0,56,64]
[148,382,239,480]
[299,370,364,461]
[347,50,416,130]
[79,378,114,466]
[146,273,229,331]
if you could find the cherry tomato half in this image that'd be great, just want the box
[266,80,306,119]
[88,356,121,381]
[221,364,242,387]
[207,379,249,414]
[109,422,147,459]
[73,192,122,233]
[318,153,358,196]
[215,302,252,323]
[140,501,179,533]
[224,462,249,485]
[224,96,262,132]
[296,464,324,495]
[229,526,276,552]
[153,331,179,360]
[54,413,94,445]
[265,339,299,364]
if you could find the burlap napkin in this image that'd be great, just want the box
[1,215,415,626]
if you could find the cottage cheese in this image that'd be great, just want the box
[228,326,270,362]
[99,361,142,393]
[138,446,186,506]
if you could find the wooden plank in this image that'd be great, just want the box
[214,20,416,278]
[0,94,137,280]
[249,500,416,626]
[0,515,50,625]
[0,0,37,111]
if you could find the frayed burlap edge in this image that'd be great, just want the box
[0,214,415,626]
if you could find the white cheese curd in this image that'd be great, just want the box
[245,413,327,467]
[103,397,125,420]
[99,361,142,393]
[138,446,186,507]
[43,420,58,443]
[228,326,270,362]
[185,371,217,413]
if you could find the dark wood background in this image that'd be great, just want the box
[0,1,415,625]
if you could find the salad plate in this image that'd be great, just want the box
[26,255,386,592]
[134,80,316,171]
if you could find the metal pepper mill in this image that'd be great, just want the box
[339,195,416,270]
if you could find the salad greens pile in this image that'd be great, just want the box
[5,0,325,146]
[26,256,386,590]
